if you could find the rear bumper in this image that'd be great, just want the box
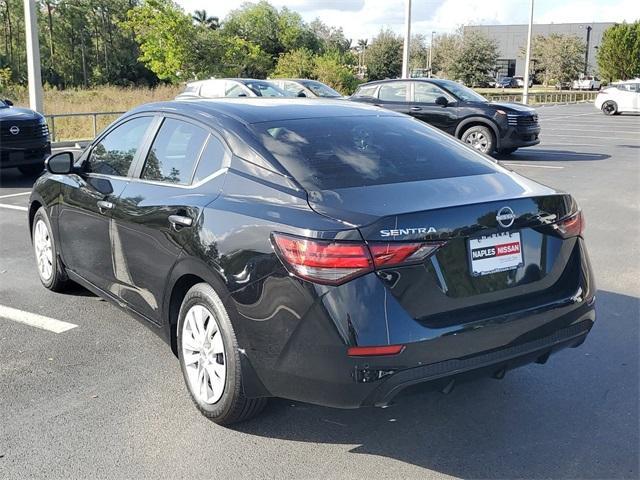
[233,236,595,408]
[362,315,593,406]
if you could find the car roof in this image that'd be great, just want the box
[185,78,270,87]
[129,98,401,125]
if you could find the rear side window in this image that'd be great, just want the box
[253,116,497,191]
[141,118,208,184]
[192,136,226,183]
[87,117,153,177]
[378,82,408,102]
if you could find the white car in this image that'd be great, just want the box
[176,78,287,100]
[572,76,601,90]
[594,79,640,115]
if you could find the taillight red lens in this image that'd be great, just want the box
[271,233,373,285]
[369,242,444,267]
[272,233,444,285]
[555,210,584,238]
[348,345,405,357]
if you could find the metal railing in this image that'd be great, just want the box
[484,91,599,105]
[44,111,125,142]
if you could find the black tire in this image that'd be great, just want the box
[601,101,617,116]
[32,207,69,292]
[498,147,518,155]
[461,125,495,154]
[177,283,267,425]
[18,164,44,177]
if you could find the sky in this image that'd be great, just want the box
[176,0,640,41]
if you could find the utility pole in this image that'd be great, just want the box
[401,0,411,78]
[583,25,592,75]
[428,30,435,78]
[23,0,43,113]
[522,0,534,105]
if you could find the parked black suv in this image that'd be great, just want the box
[0,99,51,176]
[350,79,540,155]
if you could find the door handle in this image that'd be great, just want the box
[410,106,422,111]
[168,214,193,230]
[96,200,114,214]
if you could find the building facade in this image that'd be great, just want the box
[464,22,615,79]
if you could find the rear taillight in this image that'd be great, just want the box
[271,233,444,285]
[369,242,444,267]
[554,210,584,238]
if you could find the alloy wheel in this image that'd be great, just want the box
[34,219,53,282]
[465,131,489,152]
[181,304,226,404]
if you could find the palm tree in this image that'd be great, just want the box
[192,9,219,30]
[357,39,368,71]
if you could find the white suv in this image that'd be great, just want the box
[573,76,601,90]
[595,79,640,115]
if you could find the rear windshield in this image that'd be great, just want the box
[252,116,497,190]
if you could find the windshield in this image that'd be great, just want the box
[0,99,7,108]
[244,81,286,97]
[252,116,496,191]
[300,80,341,98]
[438,81,488,103]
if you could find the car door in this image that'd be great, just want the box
[376,81,412,114]
[410,82,459,134]
[57,115,157,292]
[632,83,640,112]
[109,115,229,323]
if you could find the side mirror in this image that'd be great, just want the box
[297,90,307,97]
[4,99,13,106]
[46,151,74,174]
[435,96,449,106]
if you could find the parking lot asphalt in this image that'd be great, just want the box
[0,103,638,479]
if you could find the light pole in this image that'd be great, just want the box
[522,0,534,105]
[428,30,435,78]
[23,0,43,113]
[401,0,412,78]
[582,25,592,76]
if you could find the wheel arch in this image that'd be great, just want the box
[455,117,501,149]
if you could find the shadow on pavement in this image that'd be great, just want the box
[498,149,610,162]
[0,168,38,189]
[234,290,639,479]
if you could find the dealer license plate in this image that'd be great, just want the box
[469,231,524,277]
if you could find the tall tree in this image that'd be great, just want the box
[526,33,585,86]
[364,29,403,81]
[192,9,219,30]
[597,21,640,82]
[448,30,498,85]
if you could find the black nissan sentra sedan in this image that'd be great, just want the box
[29,99,595,424]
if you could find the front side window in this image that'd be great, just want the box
[244,81,285,97]
[281,81,305,96]
[226,82,249,97]
[352,84,377,98]
[86,117,153,176]
[141,118,208,184]
[378,82,409,102]
[414,82,448,103]
[300,80,341,98]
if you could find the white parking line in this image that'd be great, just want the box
[543,134,639,140]
[502,162,564,169]
[0,305,78,333]
[0,204,28,212]
[0,191,30,199]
